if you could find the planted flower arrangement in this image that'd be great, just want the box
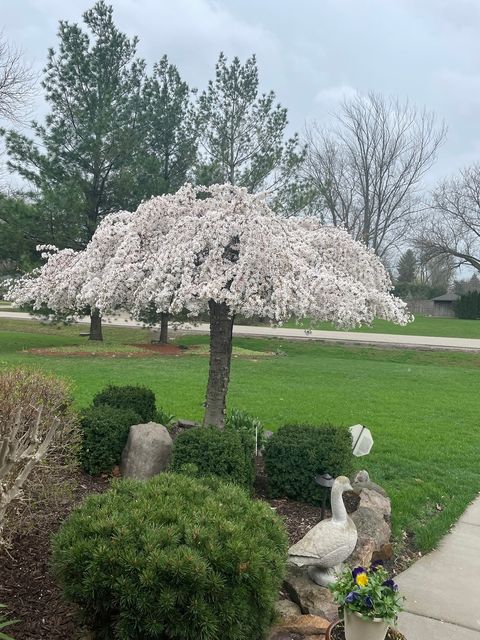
[328,562,404,640]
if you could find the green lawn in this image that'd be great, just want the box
[284,314,480,339]
[1,318,479,553]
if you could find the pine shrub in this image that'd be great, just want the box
[92,384,156,422]
[52,473,288,640]
[171,426,255,489]
[264,424,353,504]
[79,405,141,475]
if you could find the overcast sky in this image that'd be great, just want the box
[3,0,480,183]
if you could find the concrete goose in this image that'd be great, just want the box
[288,475,358,586]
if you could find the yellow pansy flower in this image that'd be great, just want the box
[355,572,369,587]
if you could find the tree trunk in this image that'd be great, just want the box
[203,300,234,428]
[89,308,103,341]
[159,312,169,344]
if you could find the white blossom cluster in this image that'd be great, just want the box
[9,184,411,328]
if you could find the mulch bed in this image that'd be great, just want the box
[26,343,185,358]
[1,471,110,640]
[0,437,407,639]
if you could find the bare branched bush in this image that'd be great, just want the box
[0,368,78,538]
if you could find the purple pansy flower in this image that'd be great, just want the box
[382,578,399,592]
[352,566,366,580]
[364,595,374,609]
[345,592,359,604]
[370,560,384,571]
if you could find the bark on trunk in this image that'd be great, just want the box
[203,300,234,428]
[159,312,169,344]
[89,308,103,341]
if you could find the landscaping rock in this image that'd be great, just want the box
[268,614,329,639]
[349,536,376,567]
[358,487,391,519]
[349,506,391,568]
[283,566,338,621]
[276,599,302,619]
[121,422,172,480]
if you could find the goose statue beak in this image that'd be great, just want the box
[345,481,353,492]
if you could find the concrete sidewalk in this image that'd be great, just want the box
[396,496,480,639]
[2,311,480,352]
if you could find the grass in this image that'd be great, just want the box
[1,318,479,553]
[284,315,480,339]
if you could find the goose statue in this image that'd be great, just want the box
[288,475,357,587]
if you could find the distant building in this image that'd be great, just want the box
[431,293,459,317]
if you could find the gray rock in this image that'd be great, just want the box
[275,599,302,619]
[121,422,172,480]
[358,487,391,519]
[351,506,391,550]
[283,565,338,622]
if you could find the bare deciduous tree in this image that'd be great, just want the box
[0,35,34,123]
[418,165,480,273]
[305,92,446,259]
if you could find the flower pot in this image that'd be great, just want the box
[344,608,389,640]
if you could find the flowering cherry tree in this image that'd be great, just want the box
[11,184,410,427]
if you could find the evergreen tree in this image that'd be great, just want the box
[197,53,308,212]
[396,249,417,284]
[3,1,146,339]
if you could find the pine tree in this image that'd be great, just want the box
[3,1,146,339]
[197,53,308,211]
[397,249,417,284]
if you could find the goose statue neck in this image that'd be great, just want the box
[331,480,348,524]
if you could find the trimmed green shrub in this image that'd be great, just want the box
[225,408,265,452]
[264,424,353,505]
[455,291,480,319]
[79,405,141,475]
[92,384,156,422]
[171,427,255,489]
[52,473,288,640]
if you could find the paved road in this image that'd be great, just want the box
[396,496,480,640]
[2,310,480,352]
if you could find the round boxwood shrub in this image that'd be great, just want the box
[92,384,156,422]
[264,424,353,504]
[79,405,141,475]
[171,426,255,489]
[52,473,288,640]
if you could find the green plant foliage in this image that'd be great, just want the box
[155,407,175,427]
[52,473,288,640]
[225,408,265,452]
[79,405,141,475]
[171,427,255,489]
[264,424,353,504]
[92,384,156,422]
[455,291,480,319]
[0,604,18,640]
[330,563,403,623]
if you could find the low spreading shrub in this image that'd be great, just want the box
[92,384,156,422]
[0,368,77,538]
[52,473,288,640]
[264,424,353,504]
[79,405,141,475]
[225,408,265,453]
[171,426,255,489]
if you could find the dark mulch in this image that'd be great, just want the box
[0,441,407,640]
[329,619,406,640]
[1,471,109,640]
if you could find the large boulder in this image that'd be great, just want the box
[121,422,172,480]
[283,566,338,621]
